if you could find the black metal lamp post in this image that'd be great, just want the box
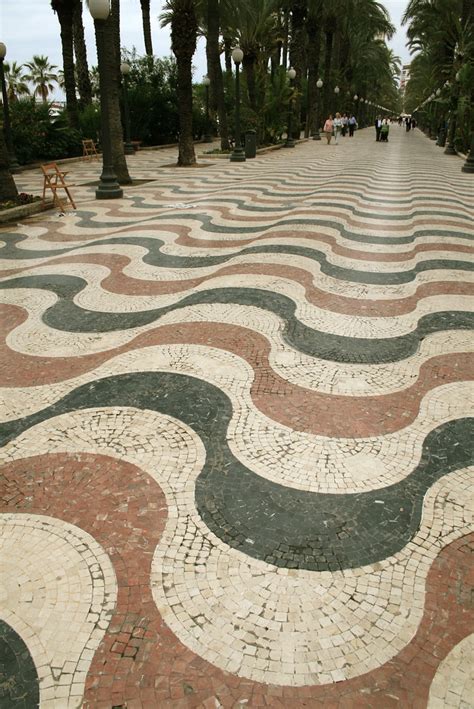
[120,62,134,155]
[88,0,123,199]
[0,42,19,170]
[230,47,245,162]
[313,78,323,140]
[283,67,296,148]
[202,75,212,143]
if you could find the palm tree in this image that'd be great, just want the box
[161,0,198,166]
[305,0,323,136]
[140,0,154,55]
[224,0,280,114]
[402,0,473,152]
[3,62,30,102]
[289,0,307,137]
[0,131,18,201]
[204,0,230,149]
[23,55,59,102]
[73,0,93,107]
[51,0,79,127]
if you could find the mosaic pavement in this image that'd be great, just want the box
[0,126,473,708]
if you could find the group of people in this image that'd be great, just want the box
[321,113,417,146]
[322,113,357,144]
[374,116,390,142]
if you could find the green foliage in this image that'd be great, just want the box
[9,100,81,164]
[78,103,101,142]
[121,51,180,145]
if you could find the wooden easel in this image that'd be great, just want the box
[41,163,76,212]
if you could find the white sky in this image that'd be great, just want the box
[0,0,411,99]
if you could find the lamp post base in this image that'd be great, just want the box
[230,147,246,162]
[444,143,457,155]
[202,134,213,143]
[124,142,135,155]
[312,130,321,141]
[96,175,123,199]
[283,139,295,148]
[461,155,474,173]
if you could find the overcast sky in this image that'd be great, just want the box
[1,0,412,99]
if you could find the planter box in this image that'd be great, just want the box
[0,199,54,226]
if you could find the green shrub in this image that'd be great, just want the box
[78,103,101,143]
[9,100,82,164]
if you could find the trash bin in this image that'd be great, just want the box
[245,130,257,158]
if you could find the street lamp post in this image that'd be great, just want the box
[230,47,245,162]
[334,85,340,113]
[120,62,135,155]
[88,0,123,199]
[202,75,212,143]
[283,67,296,148]
[313,78,323,140]
[0,42,19,170]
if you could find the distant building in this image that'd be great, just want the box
[399,64,411,93]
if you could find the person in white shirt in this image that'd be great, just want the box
[333,112,343,144]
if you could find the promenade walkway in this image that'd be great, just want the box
[0,125,473,708]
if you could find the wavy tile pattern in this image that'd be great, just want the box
[1,126,473,705]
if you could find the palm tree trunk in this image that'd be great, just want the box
[103,4,131,183]
[54,1,79,127]
[306,5,322,136]
[0,131,18,201]
[140,0,153,56]
[282,9,289,68]
[73,0,92,107]
[171,0,197,166]
[206,0,229,150]
[289,0,307,138]
[322,28,333,121]
[223,36,232,75]
[243,53,258,113]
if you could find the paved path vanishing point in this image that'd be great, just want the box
[0,125,473,708]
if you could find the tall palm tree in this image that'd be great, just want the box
[140,0,154,55]
[403,0,473,152]
[305,0,323,136]
[161,0,198,166]
[51,0,79,127]
[3,62,30,102]
[73,0,93,107]
[224,0,280,114]
[289,0,307,137]
[204,0,230,149]
[23,55,59,103]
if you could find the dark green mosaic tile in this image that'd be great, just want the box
[1,371,471,571]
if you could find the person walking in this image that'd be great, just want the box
[323,114,334,144]
[380,119,389,142]
[348,115,357,137]
[333,112,343,144]
[375,115,382,141]
[342,113,348,137]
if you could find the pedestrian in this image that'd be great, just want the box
[342,113,348,137]
[375,115,382,141]
[348,115,357,137]
[323,114,334,144]
[405,116,411,132]
[333,112,343,144]
[380,119,389,142]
